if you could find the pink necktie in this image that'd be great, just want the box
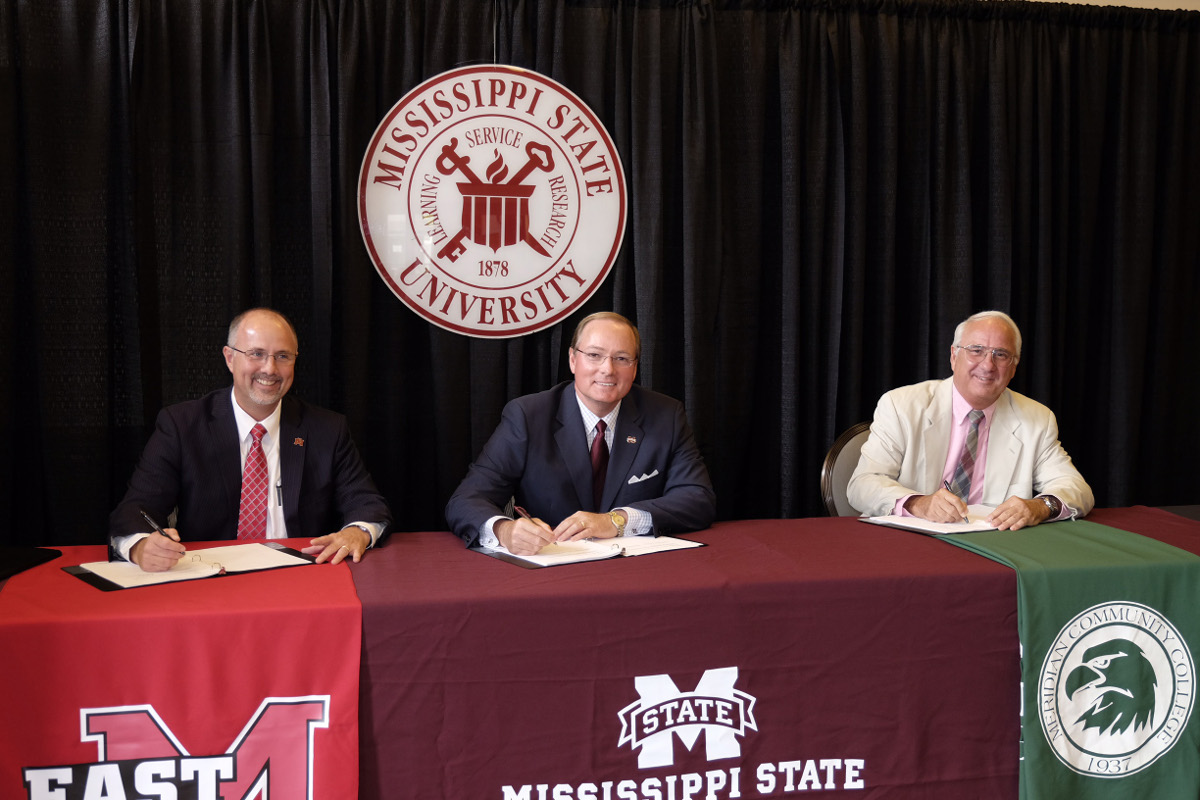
[591,420,608,510]
[237,424,268,539]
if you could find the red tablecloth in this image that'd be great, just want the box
[0,540,361,799]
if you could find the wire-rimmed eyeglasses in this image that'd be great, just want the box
[571,348,638,368]
[954,345,1015,365]
[229,346,298,365]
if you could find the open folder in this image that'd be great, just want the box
[860,504,997,535]
[471,534,704,568]
[64,542,315,590]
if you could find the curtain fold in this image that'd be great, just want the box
[2,0,1198,545]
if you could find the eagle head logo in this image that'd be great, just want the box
[1065,638,1156,736]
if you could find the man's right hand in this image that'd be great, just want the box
[130,530,186,572]
[904,488,969,523]
[495,516,555,555]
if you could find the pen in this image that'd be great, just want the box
[139,508,180,543]
[514,506,532,520]
[942,481,969,523]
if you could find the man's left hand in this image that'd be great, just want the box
[987,496,1051,531]
[303,526,371,564]
[553,511,621,542]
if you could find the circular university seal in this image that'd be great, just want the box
[358,65,627,338]
[1038,601,1195,778]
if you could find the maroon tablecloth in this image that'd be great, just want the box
[355,515,1024,798]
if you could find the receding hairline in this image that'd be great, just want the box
[227,308,299,348]
[570,312,640,357]
[953,310,1022,357]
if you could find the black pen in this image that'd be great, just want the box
[139,508,179,543]
[943,481,969,523]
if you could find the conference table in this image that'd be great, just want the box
[3,507,1199,799]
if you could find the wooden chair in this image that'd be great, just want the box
[820,421,872,516]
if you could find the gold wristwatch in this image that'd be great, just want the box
[608,510,626,537]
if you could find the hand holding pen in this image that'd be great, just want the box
[942,481,970,523]
[131,508,186,572]
[498,505,555,555]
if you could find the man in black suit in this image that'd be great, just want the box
[109,308,391,571]
[445,312,715,555]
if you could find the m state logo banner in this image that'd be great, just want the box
[500,667,866,799]
[358,65,627,338]
[618,667,758,769]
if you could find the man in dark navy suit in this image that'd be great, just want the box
[445,312,715,555]
[109,308,391,571]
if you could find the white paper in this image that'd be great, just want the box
[863,505,998,535]
[482,534,703,567]
[77,543,311,588]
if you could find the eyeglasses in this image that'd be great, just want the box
[955,344,1015,365]
[572,348,638,368]
[229,346,298,365]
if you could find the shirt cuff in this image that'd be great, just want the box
[112,532,150,562]
[479,516,506,548]
[345,521,383,548]
[616,506,652,536]
[893,495,916,517]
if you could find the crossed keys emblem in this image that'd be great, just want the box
[435,138,555,262]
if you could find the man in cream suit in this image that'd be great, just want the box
[445,312,715,554]
[848,310,1093,529]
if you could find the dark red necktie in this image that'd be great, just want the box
[591,420,608,510]
[237,424,268,539]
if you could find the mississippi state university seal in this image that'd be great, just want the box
[358,65,626,337]
[1038,601,1195,778]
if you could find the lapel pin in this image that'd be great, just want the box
[626,436,637,444]
[293,437,305,446]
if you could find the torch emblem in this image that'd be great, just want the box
[436,139,555,262]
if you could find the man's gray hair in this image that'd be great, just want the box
[952,310,1022,357]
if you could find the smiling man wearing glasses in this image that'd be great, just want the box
[109,308,391,571]
[445,311,715,555]
[848,310,1093,530]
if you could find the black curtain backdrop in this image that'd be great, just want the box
[2,0,1198,548]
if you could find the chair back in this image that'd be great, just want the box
[820,421,872,516]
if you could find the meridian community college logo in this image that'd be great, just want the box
[21,697,329,800]
[1039,602,1195,778]
[358,64,627,338]
[619,667,758,768]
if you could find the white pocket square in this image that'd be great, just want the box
[627,469,660,484]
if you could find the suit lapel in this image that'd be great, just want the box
[983,390,1021,502]
[921,379,955,491]
[554,387,594,511]
[279,397,305,531]
[210,392,243,514]
[605,388,642,510]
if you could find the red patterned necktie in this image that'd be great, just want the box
[237,423,268,539]
[590,419,608,510]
